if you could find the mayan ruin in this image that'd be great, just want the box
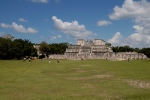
[48,39,147,60]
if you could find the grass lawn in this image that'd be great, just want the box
[0,59,150,100]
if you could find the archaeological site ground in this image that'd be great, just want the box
[0,59,150,100]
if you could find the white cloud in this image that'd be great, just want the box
[97,20,112,26]
[12,22,38,33]
[109,0,150,20]
[108,0,150,48]
[52,16,97,39]
[50,36,57,41]
[27,27,38,33]
[30,0,60,3]
[19,18,28,22]
[0,22,38,34]
[57,35,61,38]
[31,0,49,3]
[0,23,12,28]
[108,32,150,48]
[50,35,61,41]
[132,25,143,34]
[108,32,122,45]
[40,36,44,38]
[12,22,27,33]
[108,32,127,47]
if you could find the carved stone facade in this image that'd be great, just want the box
[65,39,113,59]
[49,39,147,60]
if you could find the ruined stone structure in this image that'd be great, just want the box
[33,44,41,56]
[34,39,147,60]
[49,39,147,60]
[33,44,47,58]
[64,39,113,59]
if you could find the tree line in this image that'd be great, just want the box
[0,34,69,60]
[111,46,150,58]
[38,41,69,58]
[0,34,150,59]
[0,36,37,60]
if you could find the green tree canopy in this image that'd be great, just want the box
[0,35,37,60]
[39,41,50,57]
[49,42,69,54]
[106,43,111,47]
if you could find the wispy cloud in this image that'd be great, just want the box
[44,19,48,22]
[0,22,38,34]
[30,0,61,3]
[55,0,60,3]
[50,35,61,41]
[18,18,28,22]
[30,0,49,3]
[40,36,44,38]
[97,20,112,26]
[0,23,12,28]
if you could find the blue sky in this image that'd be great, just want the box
[1,0,150,48]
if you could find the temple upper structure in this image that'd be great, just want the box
[77,39,105,46]
[65,39,113,55]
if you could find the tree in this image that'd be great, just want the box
[49,43,58,54]
[49,42,69,54]
[123,45,134,52]
[139,48,150,58]
[106,43,111,47]
[134,48,140,53]
[12,39,37,59]
[111,46,119,52]
[112,46,134,52]
[1,33,14,41]
[59,42,69,54]
[0,37,13,59]
[39,41,50,57]
[0,36,37,60]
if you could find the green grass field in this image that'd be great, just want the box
[0,59,150,100]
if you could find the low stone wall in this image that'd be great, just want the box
[48,52,147,60]
[49,54,66,59]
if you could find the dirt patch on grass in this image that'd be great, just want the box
[65,74,113,80]
[90,75,112,79]
[124,79,150,89]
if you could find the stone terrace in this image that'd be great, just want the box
[48,39,147,60]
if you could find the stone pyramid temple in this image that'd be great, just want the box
[49,39,147,60]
